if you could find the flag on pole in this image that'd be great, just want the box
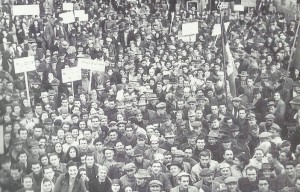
[221,16,237,97]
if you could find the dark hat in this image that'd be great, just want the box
[13,138,24,145]
[221,136,231,143]
[24,106,33,113]
[199,168,214,177]
[232,97,242,102]
[116,121,127,126]
[167,161,184,170]
[136,133,147,140]
[133,149,144,157]
[239,71,248,76]
[44,118,53,124]
[29,140,39,148]
[267,101,275,107]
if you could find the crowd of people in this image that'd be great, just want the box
[1,0,300,191]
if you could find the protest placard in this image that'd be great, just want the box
[182,22,198,36]
[62,67,82,83]
[79,14,89,22]
[212,22,230,36]
[14,56,36,74]
[60,12,75,24]
[13,4,40,16]
[234,5,244,11]
[74,10,85,17]
[241,0,256,7]
[63,3,73,11]
[77,58,106,72]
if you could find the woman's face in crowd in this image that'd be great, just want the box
[41,156,49,165]
[68,166,78,178]
[55,143,62,153]
[69,148,77,158]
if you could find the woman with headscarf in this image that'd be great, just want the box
[88,166,111,192]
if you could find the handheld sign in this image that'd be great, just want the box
[182,22,199,36]
[234,5,245,12]
[77,58,106,72]
[241,0,256,7]
[212,22,230,36]
[14,56,36,74]
[13,5,40,16]
[60,12,75,24]
[62,67,82,83]
[14,56,36,106]
[63,3,73,11]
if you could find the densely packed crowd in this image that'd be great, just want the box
[1,0,300,191]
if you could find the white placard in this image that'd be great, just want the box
[13,5,40,16]
[63,3,73,11]
[212,22,230,36]
[74,10,85,17]
[234,5,245,11]
[79,14,89,22]
[14,56,36,73]
[62,67,82,83]
[182,22,198,36]
[60,12,75,24]
[77,58,106,72]
[241,0,256,7]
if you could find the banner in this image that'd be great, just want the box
[62,67,82,83]
[234,5,244,11]
[13,5,40,16]
[182,22,199,36]
[241,0,256,7]
[63,3,73,11]
[212,22,230,36]
[77,58,106,72]
[60,12,75,24]
[14,56,36,74]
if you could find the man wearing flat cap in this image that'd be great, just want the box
[170,172,198,192]
[149,180,164,192]
[194,168,221,192]
[259,114,276,133]
[224,176,241,192]
[120,162,137,188]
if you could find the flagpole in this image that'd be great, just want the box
[220,2,229,107]
[283,17,300,91]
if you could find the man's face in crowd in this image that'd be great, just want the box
[49,155,60,167]
[86,156,94,167]
[258,180,269,192]
[200,155,210,167]
[31,164,41,174]
[44,168,54,180]
[179,176,190,189]
[224,150,234,163]
[286,165,295,177]
[79,140,88,150]
[246,169,257,182]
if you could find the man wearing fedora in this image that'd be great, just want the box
[132,169,151,192]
